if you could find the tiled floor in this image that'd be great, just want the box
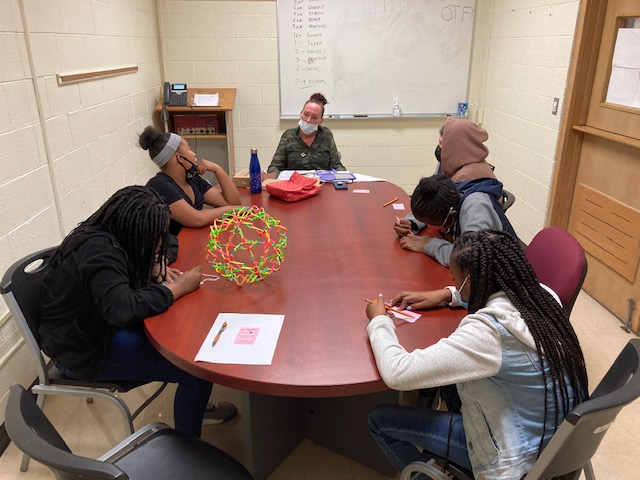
[1,290,639,479]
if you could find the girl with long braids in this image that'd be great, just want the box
[39,186,236,437]
[365,230,589,479]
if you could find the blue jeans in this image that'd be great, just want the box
[368,404,472,475]
[57,327,212,438]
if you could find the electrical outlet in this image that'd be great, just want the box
[552,98,560,115]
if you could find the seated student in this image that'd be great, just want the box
[39,186,237,438]
[396,118,505,240]
[267,92,346,176]
[395,173,517,267]
[140,125,242,236]
[365,231,589,479]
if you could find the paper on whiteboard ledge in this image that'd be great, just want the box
[193,93,219,107]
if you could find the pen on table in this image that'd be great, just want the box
[383,196,399,207]
[365,299,410,317]
[212,321,227,347]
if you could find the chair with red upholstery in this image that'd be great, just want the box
[524,227,588,316]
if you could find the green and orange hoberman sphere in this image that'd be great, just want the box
[206,206,288,286]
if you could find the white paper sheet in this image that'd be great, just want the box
[605,28,640,108]
[276,170,386,182]
[193,93,219,107]
[352,172,386,182]
[277,170,316,180]
[195,313,285,365]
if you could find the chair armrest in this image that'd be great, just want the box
[98,423,171,463]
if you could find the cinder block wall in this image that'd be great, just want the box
[478,1,580,243]
[159,0,444,192]
[0,0,162,422]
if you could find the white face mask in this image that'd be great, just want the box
[298,119,318,135]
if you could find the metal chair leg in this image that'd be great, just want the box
[131,382,168,421]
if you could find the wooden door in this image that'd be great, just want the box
[550,0,640,332]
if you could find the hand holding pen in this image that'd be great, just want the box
[365,295,408,320]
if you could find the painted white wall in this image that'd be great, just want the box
[0,0,163,423]
[0,0,581,423]
[477,0,580,243]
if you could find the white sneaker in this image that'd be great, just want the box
[202,401,238,425]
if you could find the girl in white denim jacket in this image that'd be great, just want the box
[366,231,589,480]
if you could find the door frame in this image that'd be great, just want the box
[548,0,608,228]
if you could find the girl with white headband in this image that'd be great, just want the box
[140,125,242,236]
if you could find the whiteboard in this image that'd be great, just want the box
[277,0,477,118]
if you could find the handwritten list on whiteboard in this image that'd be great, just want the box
[277,0,477,118]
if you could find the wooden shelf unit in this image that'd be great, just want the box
[154,87,236,174]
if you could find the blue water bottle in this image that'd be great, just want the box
[249,148,262,193]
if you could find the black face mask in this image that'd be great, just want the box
[179,156,199,180]
[435,145,442,163]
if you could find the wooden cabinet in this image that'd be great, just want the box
[154,88,236,174]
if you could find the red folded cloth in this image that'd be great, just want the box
[265,172,322,202]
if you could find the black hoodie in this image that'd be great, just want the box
[39,228,173,381]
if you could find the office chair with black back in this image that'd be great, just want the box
[401,338,640,480]
[5,384,254,480]
[0,247,168,471]
[524,227,588,317]
[501,188,515,212]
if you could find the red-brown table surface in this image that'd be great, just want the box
[144,180,462,398]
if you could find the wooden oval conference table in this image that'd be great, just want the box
[145,180,463,479]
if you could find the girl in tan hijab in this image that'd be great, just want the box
[439,117,495,183]
[394,118,516,264]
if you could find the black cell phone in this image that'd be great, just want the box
[333,181,348,190]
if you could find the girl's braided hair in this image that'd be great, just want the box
[410,173,460,224]
[51,186,170,289]
[452,230,589,451]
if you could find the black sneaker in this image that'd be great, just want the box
[202,401,238,425]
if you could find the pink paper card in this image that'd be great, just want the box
[390,309,421,323]
[353,189,370,193]
[386,302,421,323]
[392,203,406,210]
[235,327,260,345]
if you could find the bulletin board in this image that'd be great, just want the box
[277,0,477,118]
